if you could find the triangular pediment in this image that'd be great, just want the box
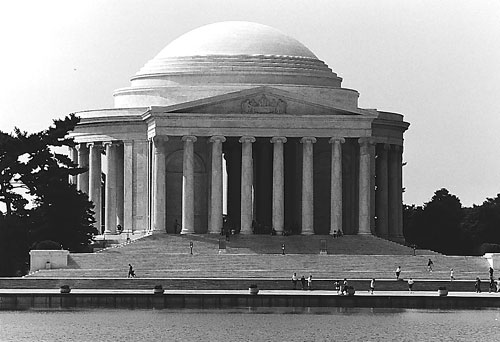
[152,86,365,116]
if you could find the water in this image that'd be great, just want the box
[1,308,499,341]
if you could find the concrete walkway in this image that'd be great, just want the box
[1,288,498,298]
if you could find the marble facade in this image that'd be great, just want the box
[69,22,409,242]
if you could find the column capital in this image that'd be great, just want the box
[209,135,226,143]
[103,141,122,148]
[152,136,168,153]
[239,136,256,144]
[182,135,197,143]
[329,137,345,144]
[75,143,89,151]
[152,136,169,145]
[270,136,287,144]
[358,137,375,146]
[392,144,403,153]
[87,141,103,151]
[300,136,317,144]
[382,143,391,151]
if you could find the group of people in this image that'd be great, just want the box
[291,273,313,290]
[475,267,500,293]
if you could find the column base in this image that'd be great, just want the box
[180,229,195,234]
[357,231,372,235]
[151,230,167,235]
[301,231,314,235]
[388,235,406,244]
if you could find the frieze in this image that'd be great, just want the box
[241,94,286,114]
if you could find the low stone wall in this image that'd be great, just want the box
[1,292,499,310]
[483,253,500,269]
[29,250,69,272]
[1,278,483,293]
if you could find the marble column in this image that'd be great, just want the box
[152,136,168,233]
[181,135,197,234]
[116,144,124,230]
[397,146,404,240]
[209,136,226,234]
[104,141,118,234]
[375,144,390,238]
[329,137,345,235]
[76,143,89,194]
[358,138,373,235]
[240,136,255,234]
[69,146,78,185]
[123,141,134,233]
[388,145,404,240]
[88,142,102,233]
[271,137,287,234]
[300,137,316,235]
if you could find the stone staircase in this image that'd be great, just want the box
[25,234,489,282]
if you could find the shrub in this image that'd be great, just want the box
[479,243,500,255]
[33,240,61,250]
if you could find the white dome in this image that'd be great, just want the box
[114,22,344,108]
[156,21,318,59]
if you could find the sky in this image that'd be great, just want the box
[1,0,499,207]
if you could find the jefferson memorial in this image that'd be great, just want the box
[69,21,409,242]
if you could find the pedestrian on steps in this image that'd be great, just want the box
[128,264,136,278]
[300,275,306,290]
[307,274,313,290]
[407,278,414,293]
[369,278,375,294]
[427,258,433,272]
[292,273,298,289]
[450,268,455,281]
[395,266,401,280]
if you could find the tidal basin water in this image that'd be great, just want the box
[1,307,499,341]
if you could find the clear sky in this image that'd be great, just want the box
[1,0,499,207]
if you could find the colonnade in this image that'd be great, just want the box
[70,135,403,239]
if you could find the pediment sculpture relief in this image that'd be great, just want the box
[241,94,286,114]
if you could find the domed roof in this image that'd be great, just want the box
[130,21,341,89]
[156,21,318,59]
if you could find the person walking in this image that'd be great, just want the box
[489,267,494,279]
[342,278,348,295]
[369,278,375,294]
[427,258,433,272]
[496,277,500,293]
[334,280,340,294]
[450,268,455,281]
[407,278,414,293]
[292,273,298,289]
[307,274,313,290]
[127,264,136,278]
[489,277,496,293]
[475,277,481,293]
[300,275,306,290]
[395,266,401,280]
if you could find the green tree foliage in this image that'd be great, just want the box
[0,115,98,276]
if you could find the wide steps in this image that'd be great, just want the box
[26,235,490,286]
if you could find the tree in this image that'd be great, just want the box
[404,188,464,255]
[461,194,500,253]
[0,115,97,275]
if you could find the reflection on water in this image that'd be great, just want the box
[1,307,499,341]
